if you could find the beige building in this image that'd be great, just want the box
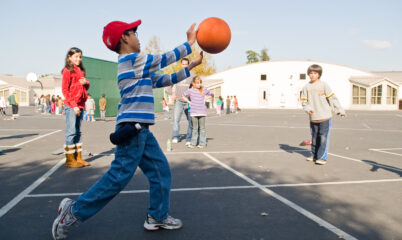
[202,61,401,110]
[0,74,62,106]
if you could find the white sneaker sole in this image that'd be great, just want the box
[143,219,183,230]
[315,160,327,165]
[52,198,72,240]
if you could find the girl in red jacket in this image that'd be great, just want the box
[61,47,90,168]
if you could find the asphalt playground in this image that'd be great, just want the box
[0,107,401,240]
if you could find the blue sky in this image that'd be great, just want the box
[1,0,401,77]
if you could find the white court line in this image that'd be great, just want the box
[211,123,402,133]
[12,130,62,148]
[93,149,310,156]
[0,158,65,218]
[328,153,402,173]
[0,129,61,131]
[0,129,62,148]
[370,147,402,151]
[362,123,371,129]
[368,149,402,157]
[396,114,402,118]
[25,178,402,198]
[202,152,358,240]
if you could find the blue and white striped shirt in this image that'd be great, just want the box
[116,42,192,125]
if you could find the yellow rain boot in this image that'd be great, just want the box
[64,145,85,168]
[75,143,90,167]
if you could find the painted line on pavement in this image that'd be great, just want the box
[368,149,402,157]
[211,123,402,133]
[13,130,62,147]
[203,152,358,240]
[93,149,310,156]
[0,158,65,218]
[328,153,402,172]
[25,178,402,198]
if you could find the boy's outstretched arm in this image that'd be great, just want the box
[150,52,203,88]
[120,24,198,81]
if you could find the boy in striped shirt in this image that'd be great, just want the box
[52,20,203,240]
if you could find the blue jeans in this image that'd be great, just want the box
[191,116,206,146]
[72,127,172,222]
[65,106,83,145]
[172,101,192,142]
[310,119,332,161]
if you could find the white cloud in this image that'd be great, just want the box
[362,40,392,49]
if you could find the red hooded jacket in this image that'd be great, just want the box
[62,66,89,109]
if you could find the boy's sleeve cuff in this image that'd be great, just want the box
[184,42,192,54]
[184,67,190,77]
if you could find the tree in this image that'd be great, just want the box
[246,50,259,63]
[260,48,270,61]
[143,36,163,55]
[163,46,216,76]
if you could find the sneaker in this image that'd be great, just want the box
[185,142,191,146]
[172,139,179,144]
[52,198,77,240]
[187,144,195,148]
[306,156,314,161]
[197,145,206,149]
[315,159,327,165]
[144,214,183,230]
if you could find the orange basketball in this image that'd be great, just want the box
[196,17,231,54]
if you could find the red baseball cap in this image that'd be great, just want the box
[102,20,142,51]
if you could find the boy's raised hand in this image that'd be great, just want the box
[187,23,197,45]
[188,51,204,70]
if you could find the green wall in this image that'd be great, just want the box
[82,56,163,118]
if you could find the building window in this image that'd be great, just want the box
[371,85,382,104]
[263,91,266,100]
[352,85,367,104]
[261,74,267,80]
[299,74,306,80]
[386,85,397,104]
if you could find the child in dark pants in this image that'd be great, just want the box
[52,19,203,240]
[300,64,346,165]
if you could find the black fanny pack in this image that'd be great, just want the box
[109,122,144,145]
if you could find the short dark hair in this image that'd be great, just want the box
[181,58,190,64]
[307,64,323,78]
[115,27,138,53]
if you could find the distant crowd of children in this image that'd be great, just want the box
[32,93,106,122]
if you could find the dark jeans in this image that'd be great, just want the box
[310,119,331,161]
[72,127,171,222]
[11,105,18,114]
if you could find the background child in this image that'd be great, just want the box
[52,20,203,240]
[61,47,91,168]
[182,76,214,148]
[85,94,96,122]
[162,97,169,119]
[0,96,6,116]
[216,96,223,115]
[300,64,345,165]
[99,93,107,120]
